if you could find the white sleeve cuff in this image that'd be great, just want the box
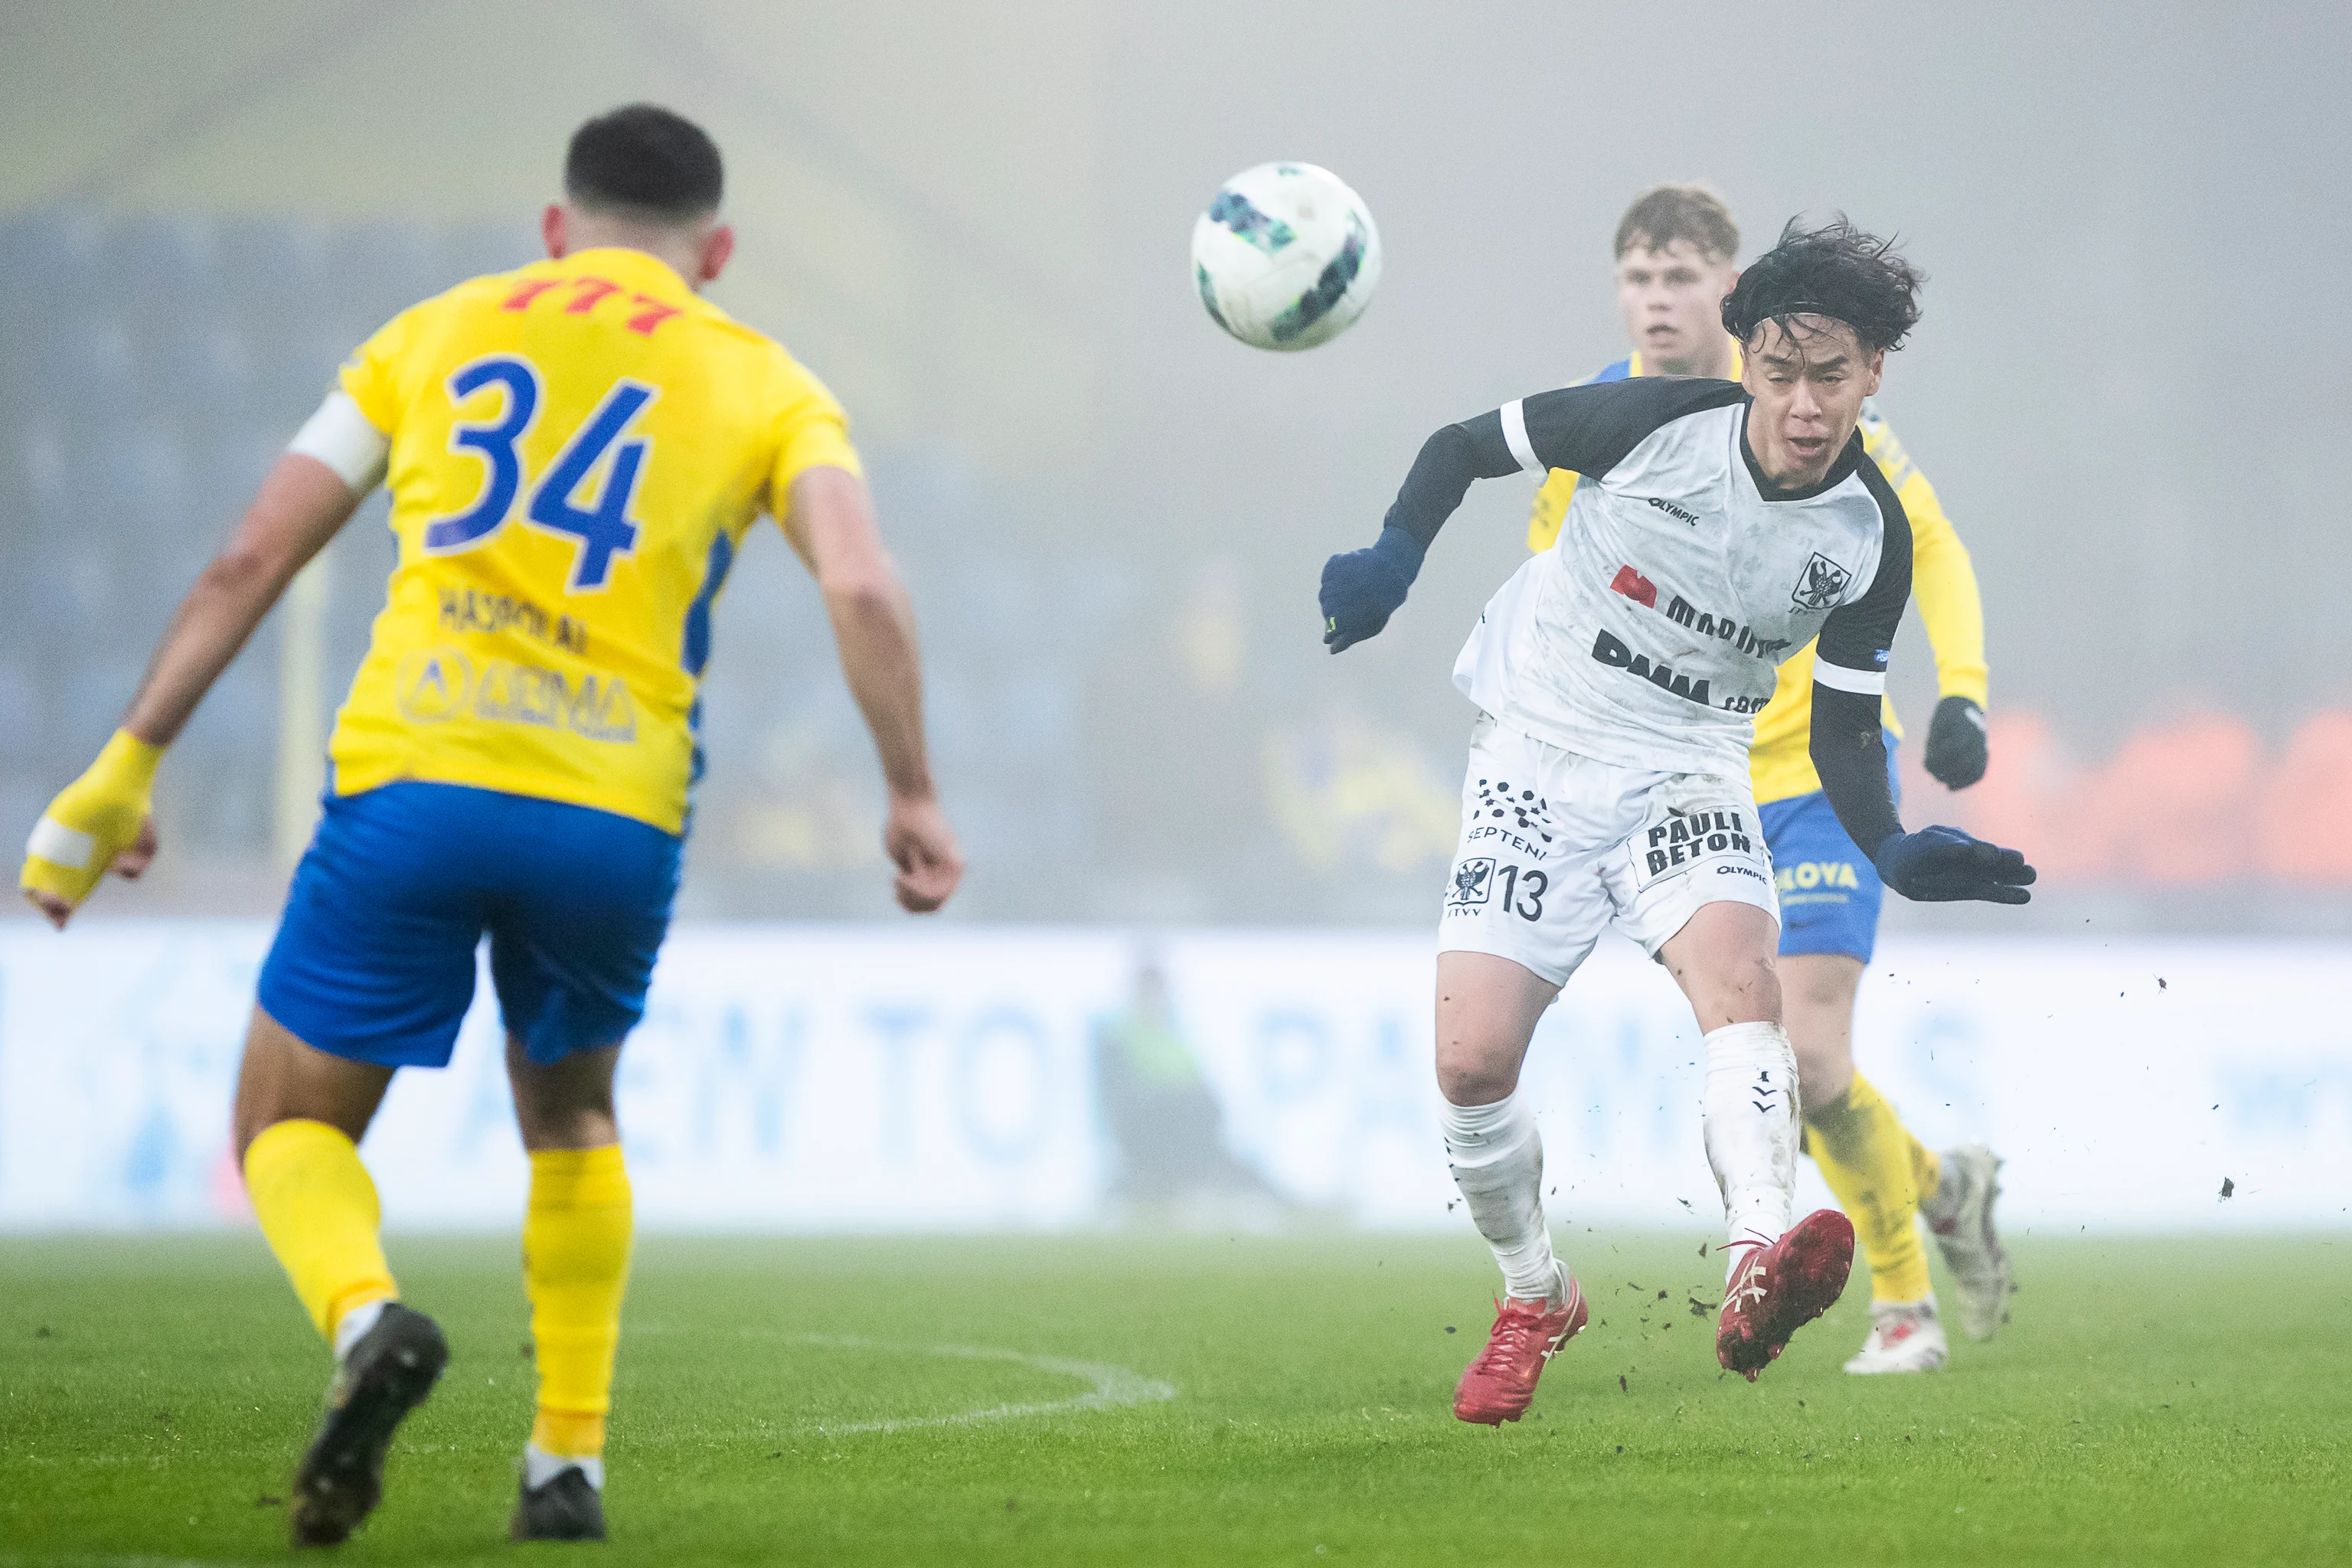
[1498,399,1547,479]
[288,390,390,494]
[1813,658,1887,696]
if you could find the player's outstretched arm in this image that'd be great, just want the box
[1322,380,1745,652]
[1319,421,1498,653]
[782,465,963,914]
[1807,476,2030,906]
[19,453,363,929]
[1811,684,2034,906]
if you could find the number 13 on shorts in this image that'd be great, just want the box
[1447,856,1548,920]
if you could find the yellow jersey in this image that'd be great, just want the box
[328,246,861,833]
[1524,346,1986,805]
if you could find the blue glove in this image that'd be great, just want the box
[1874,825,2036,904]
[1321,526,1425,653]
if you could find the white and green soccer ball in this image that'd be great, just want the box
[1191,162,1382,351]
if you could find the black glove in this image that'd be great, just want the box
[1319,525,1425,653]
[1873,825,2036,904]
[1922,695,1988,789]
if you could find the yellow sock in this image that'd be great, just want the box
[524,1145,633,1459]
[1802,1073,1932,1303]
[243,1119,398,1343]
[1910,1135,1943,1212]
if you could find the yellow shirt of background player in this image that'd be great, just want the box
[329,246,860,834]
[1524,350,1986,807]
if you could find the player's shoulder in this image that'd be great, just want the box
[1510,376,1743,484]
[1848,433,1912,540]
[1576,355,1636,386]
[1854,395,1891,448]
[622,284,830,393]
[736,328,846,419]
[1854,395,1914,464]
[354,268,496,351]
[1537,374,1745,439]
[353,262,555,366]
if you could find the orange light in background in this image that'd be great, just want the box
[2256,710,2352,884]
[1913,709,2352,887]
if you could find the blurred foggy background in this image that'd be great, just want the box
[4,0,2348,932]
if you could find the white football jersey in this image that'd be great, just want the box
[1406,379,1911,779]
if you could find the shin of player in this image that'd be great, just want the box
[1671,907,1802,1274]
[511,1041,633,1519]
[1434,952,1583,1426]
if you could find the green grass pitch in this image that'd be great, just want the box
[4,1231,2347,1565]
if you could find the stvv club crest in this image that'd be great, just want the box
[1791,552,1853,612]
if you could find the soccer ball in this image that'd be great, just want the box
[1191,162,1382,351]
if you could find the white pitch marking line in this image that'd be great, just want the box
[629,1324,1176,1435]
[789,1334,1175,1436]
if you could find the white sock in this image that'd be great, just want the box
[525,1442,605,1491]
[332,1298,389,1362]
[1702,1021,1798,1284]
[1441,1091,1560,1302]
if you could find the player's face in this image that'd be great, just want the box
[1739,315,1884,488]
[1613,239,1740,375]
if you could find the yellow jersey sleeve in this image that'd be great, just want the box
[1869,414,1988,708]
[322,247,855,835]
[767,366,863,508]
[1747,403,1988,804]
[1526,469,1576,553]
[335,312,407,435]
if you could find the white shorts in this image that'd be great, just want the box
[1438,715,1779,986]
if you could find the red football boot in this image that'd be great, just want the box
[1715,1209,1856,1382]
[1452,1266,1587,1425]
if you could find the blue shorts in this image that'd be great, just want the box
[1758,735,1900,964]
[257,782,682,1070]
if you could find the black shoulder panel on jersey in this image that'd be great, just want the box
[1380,378,1745,550]
[1513,377,1747,481]
[1815,455,1913,679]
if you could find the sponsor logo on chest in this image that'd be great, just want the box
[1609,564,1792,662]
[1591,628,1710,706]
[1664,595,1790,661]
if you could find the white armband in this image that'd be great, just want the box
[1498,398,1547,479]
[288,390,390,494]
[1812,658,1887,696]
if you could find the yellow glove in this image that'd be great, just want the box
[21,730,163,922]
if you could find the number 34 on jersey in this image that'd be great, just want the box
[426,354,655,592]
[322,246,864,835]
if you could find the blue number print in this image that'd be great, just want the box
[423,357,539,554]
[527,380,655,591]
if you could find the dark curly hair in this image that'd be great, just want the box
[1721,216,1922,354]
